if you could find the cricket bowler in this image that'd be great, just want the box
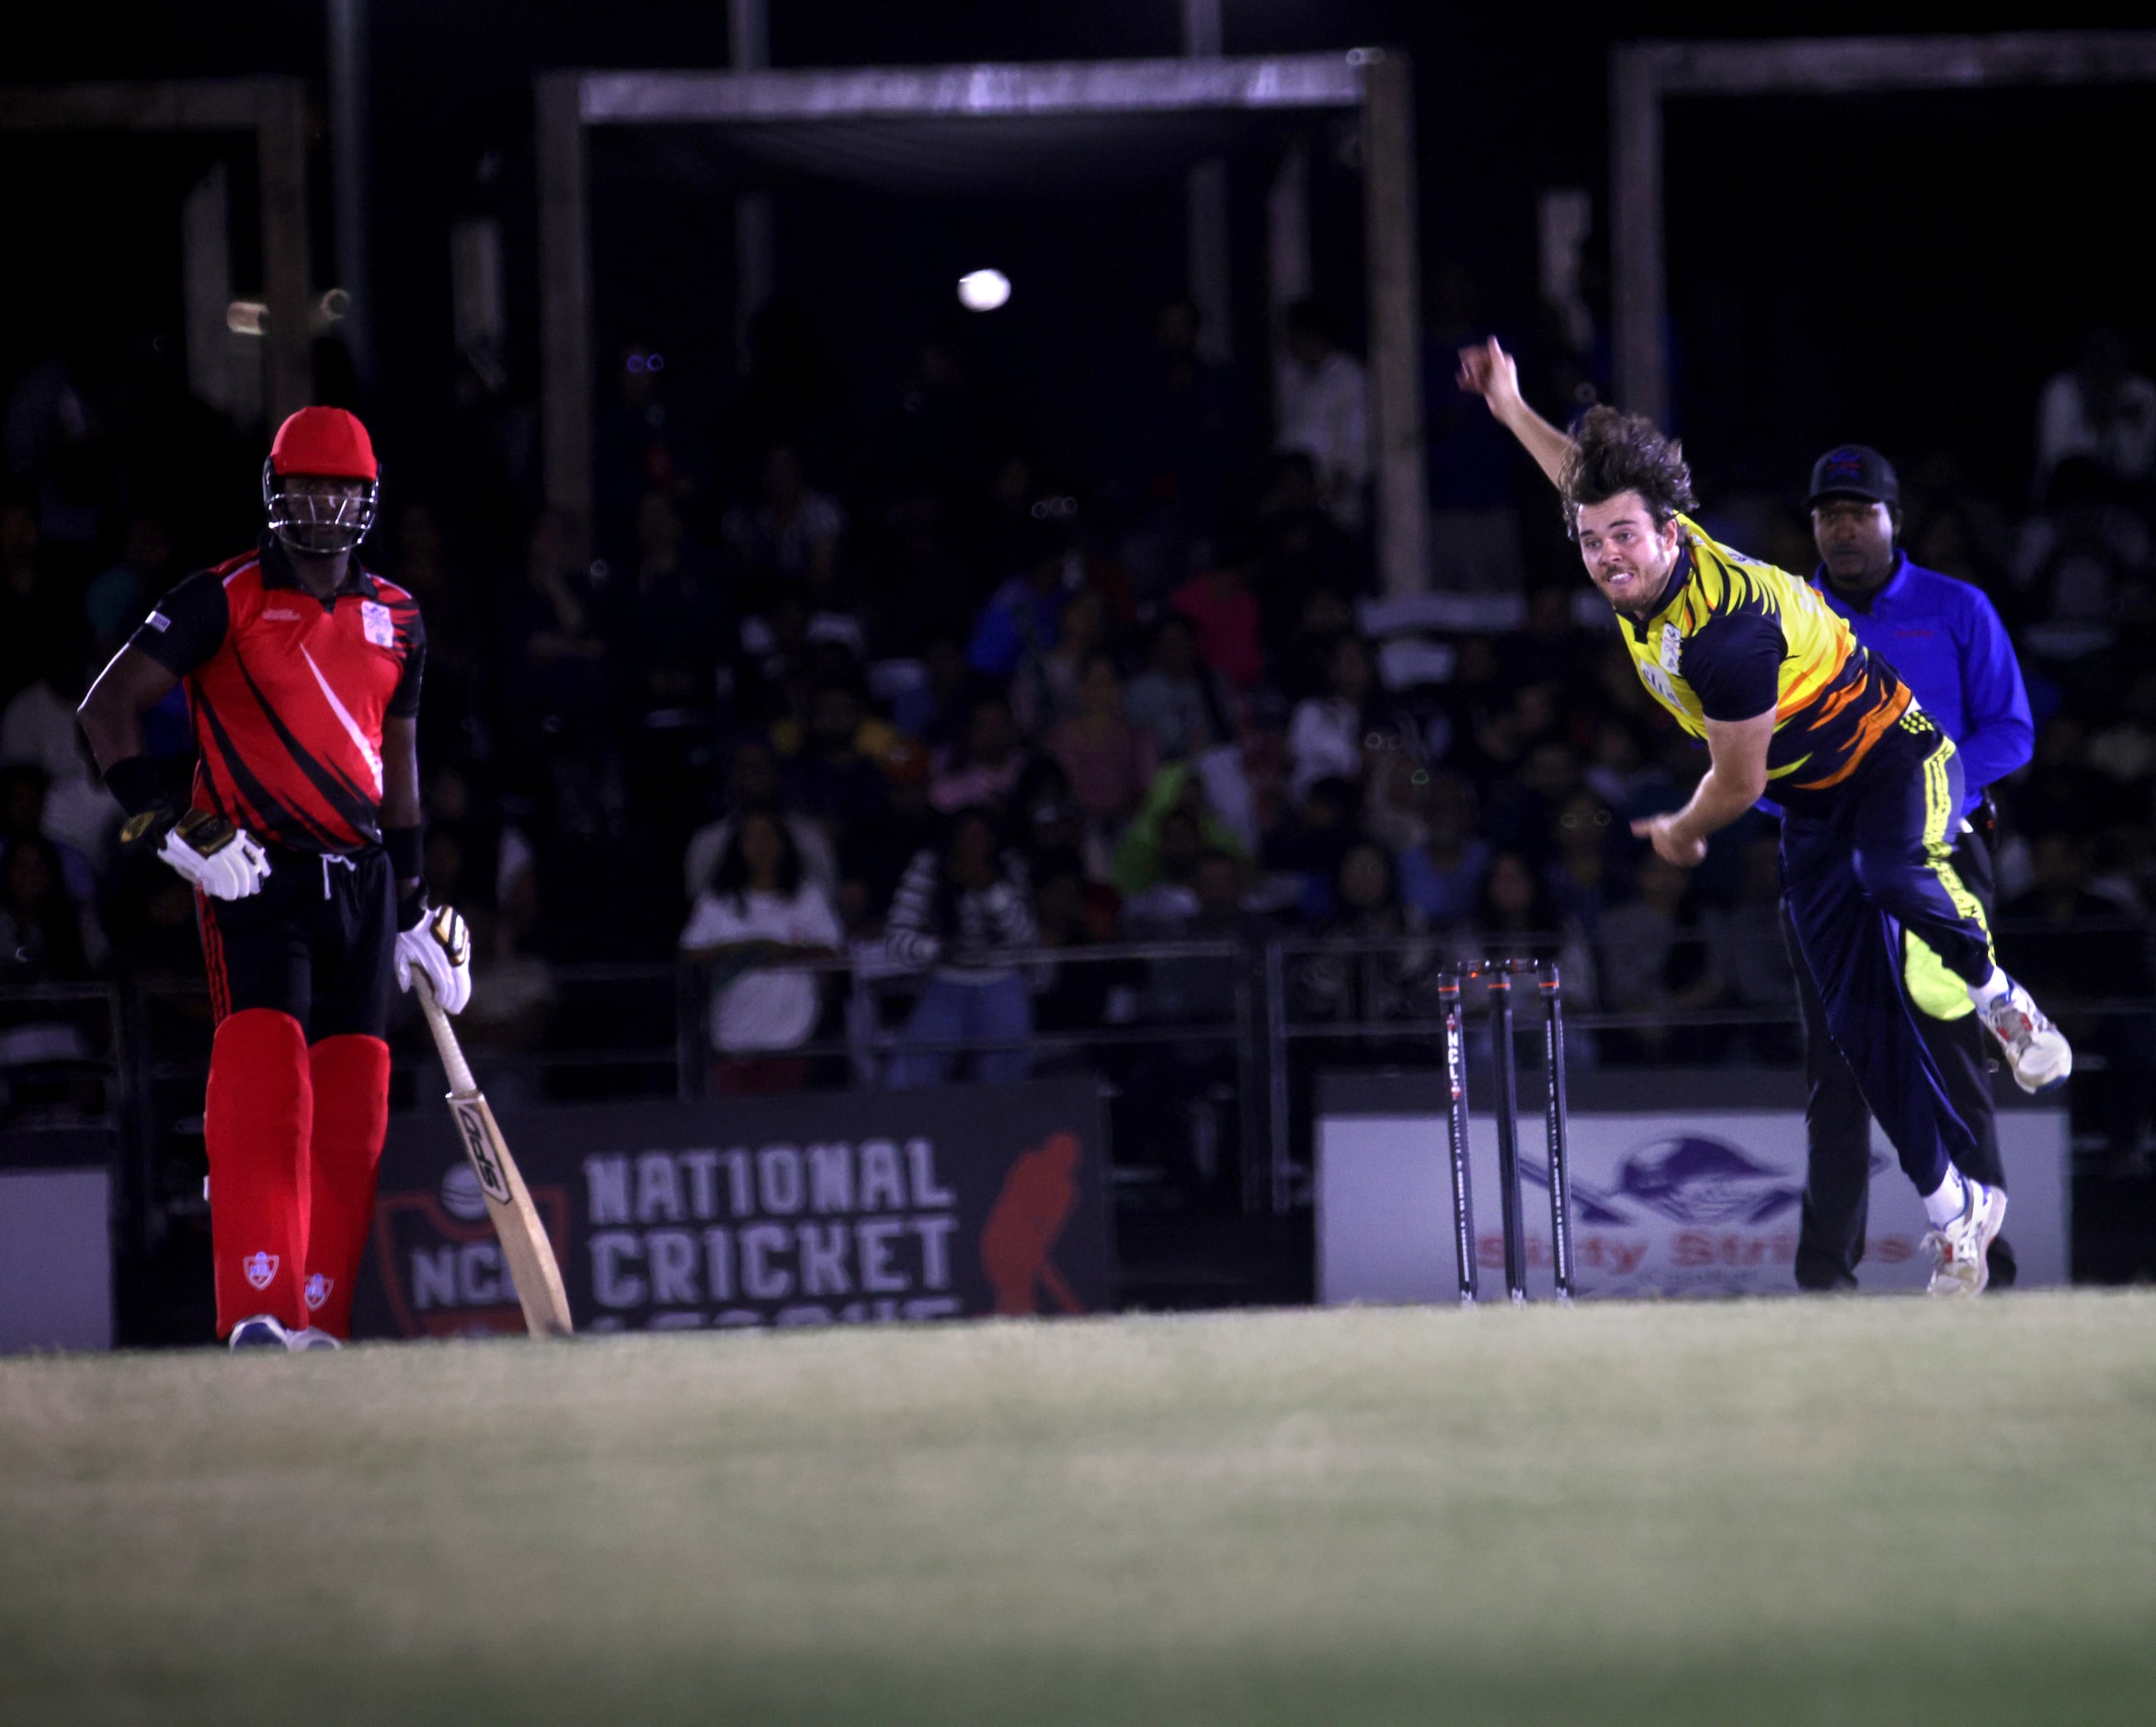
[79,406,473,1349]
[1457,340,2068,1296]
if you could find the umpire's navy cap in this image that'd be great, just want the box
[1807,444,1899,510]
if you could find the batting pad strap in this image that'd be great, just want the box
[383,824,424,883]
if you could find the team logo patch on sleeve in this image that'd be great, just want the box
[146,611,171,632]
[244,1251,280,1290]
[1659,623,1683,673]
[360,600,395,648]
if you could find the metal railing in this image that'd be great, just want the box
[6,915,2153,1248]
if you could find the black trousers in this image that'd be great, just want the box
[1784,823,2015,1290]
[197,843,398,1041]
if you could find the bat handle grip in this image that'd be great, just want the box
[416,978,479,1097]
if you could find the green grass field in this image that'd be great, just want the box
[5,1293,2155,1726]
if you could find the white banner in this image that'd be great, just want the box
[1318,1109,2069,1302]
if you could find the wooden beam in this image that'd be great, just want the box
[536,72,594,555]
[0,80,267,132]
[1650,29,2156,95]
[1360,51,1427,597]
[1609,30,2156,434]
[576,55,1364,125]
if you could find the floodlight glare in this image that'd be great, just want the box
[958,269,1011,312]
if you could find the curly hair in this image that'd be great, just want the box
[1560,406,1696,539]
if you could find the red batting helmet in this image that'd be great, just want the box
[262,406,380,555]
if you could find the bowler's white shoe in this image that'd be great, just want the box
[1976,976,2071,1093]
[1925,1179,2008,1298]
[228,1315,291,1349]
[286,1328,342,1351]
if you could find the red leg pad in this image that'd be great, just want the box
[206,1009,313,1337]
[302,1034,391,1340]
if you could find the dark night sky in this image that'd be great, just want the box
[4,4,2150,525]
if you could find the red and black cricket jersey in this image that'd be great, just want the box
[129,534,425,853]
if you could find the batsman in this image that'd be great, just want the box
[80,406,473,1350]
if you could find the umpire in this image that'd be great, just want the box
[1790,445,2035,1289]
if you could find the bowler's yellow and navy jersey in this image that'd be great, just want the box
[1620,513,1911,806]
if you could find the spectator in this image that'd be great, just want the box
[1169,547,1264,692]
[594,341,701,570]
[1,637,108,867]
[2034,326,2156,497]
[0,832,99,982]
[722,442,844,607]
[682,738,839,905]
[2012,456,2149,628]
[622,487,726,726]
[1114,761,1251,899]
[1546,788,1625,945]
[1030,847,1140,1049]
[1123,296,1236,600]
[884,806,1037,1088]
[779,673,897,842]
[0,503,63,703]
[2000,833,2156,1169]
[1469,848,1566,967]
[0,764,98,909]
[1284,634,1388,802]
[679,808,843,1095]
[1274,298,1369,531]
[838,738,940,933]
[83,515,174,655]
[1012,581,1108,735]
[1718,830,1799,1066]
[1256,452,1364,663]
[1398,771,1491,930]
[967,509,1073,690]
[455,858,560,1076]
[1046,651,1156,829]
[930,692,1031,816]
[1598,852,1728,1063]
[1124,612,1237,762]
[888,633,972,751]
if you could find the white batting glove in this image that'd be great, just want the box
[396,902,473,1015]
[131,808,272,900]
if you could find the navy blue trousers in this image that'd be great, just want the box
[1779,710,1994,1196]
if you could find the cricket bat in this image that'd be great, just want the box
[416,982,575,1338]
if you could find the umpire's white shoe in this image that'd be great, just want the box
[1976,975,2071,1093]
[1925,1179,2008,1298]
[286,1327,342,1351]
[228,1315,291,1349]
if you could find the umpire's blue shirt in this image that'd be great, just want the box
[1810,554,2033,818]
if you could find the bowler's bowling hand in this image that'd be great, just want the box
[1632,814,1706,867]
[1454,337,1521,415]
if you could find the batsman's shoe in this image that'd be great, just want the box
[1924,1179,2008,1298]
[1975,975,2072,1093]
[228,1314,292,1349]
[286,1327,342,1351]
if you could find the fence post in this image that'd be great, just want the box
[675,963,707,1102]
[1263,936,1292,1215]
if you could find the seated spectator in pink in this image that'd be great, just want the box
[1169,548,1263,691]
[931,692,1031,815]
[1047,653,1156,826]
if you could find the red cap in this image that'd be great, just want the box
[268,406,378,481]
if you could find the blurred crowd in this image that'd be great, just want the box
[6,298,2156,1161]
